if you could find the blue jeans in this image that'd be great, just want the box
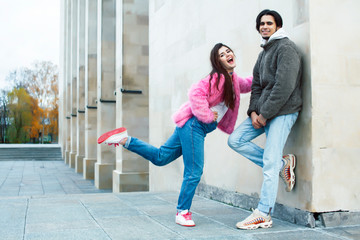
[124,117,217,211]
[228,112,299,214]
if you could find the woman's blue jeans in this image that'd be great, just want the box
[228,112,299,214]
[124,117,217,211]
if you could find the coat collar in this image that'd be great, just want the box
[261,28,289,48]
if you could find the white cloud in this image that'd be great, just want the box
[0,0,60,90]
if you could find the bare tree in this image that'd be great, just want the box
[25,61,58,109]
[5,67,32,90]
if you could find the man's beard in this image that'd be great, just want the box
[262,36,270,40]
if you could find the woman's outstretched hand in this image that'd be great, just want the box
[213,111,218,122]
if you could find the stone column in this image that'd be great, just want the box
[75,0,86,173]
[64,0,72,165]
[83,0,98,179]
[59,0,66,160]
[112,0,149,192]
[95,0,116,189]
[69,0,78,169]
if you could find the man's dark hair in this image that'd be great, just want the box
[256,9,283,32]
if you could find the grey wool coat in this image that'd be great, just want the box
[247,37,302,120]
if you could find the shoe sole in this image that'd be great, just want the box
[175,222,196,227]
[237,221,273,230]
[285,154,296,192]
[97,127,127,144]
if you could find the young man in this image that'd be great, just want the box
[228,9,302,230]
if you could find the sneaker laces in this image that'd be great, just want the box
[242,208,256,222]
[179,211,193,220]
[284,166,291,180]
[280,159,290,181]
[244,209,269,224]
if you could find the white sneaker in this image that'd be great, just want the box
[175,210,195,227]
[97,127,128,146]
[280,154,296,192]
[236,208,272,230]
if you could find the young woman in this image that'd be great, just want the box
[98,43,252,227]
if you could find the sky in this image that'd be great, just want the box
[0,0,60,90]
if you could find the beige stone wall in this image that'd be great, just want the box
[149,0,360,212]
[309,0,360,212]
[149,0,266,193]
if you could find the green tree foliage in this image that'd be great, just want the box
[27,96,44,143]
[7,88,33,143]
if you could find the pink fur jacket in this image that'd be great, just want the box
[172,72,253,134]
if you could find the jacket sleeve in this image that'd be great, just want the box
[259,45,301,119]
[188,77,215,124]
[247,54,262,116]
[238,75,253,93]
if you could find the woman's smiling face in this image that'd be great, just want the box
[218,46,236,73]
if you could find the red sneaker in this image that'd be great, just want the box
[97,127,128,146]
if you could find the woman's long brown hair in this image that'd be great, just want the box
[209,43,235,110]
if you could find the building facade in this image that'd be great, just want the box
[59,0,360,227]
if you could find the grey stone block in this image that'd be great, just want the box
[320,211,360,227]
[273,202,315,228]
[196,183,316,227]
[196,182,258,210]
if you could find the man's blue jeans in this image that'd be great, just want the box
[124,117,217,211]
[228,112,299,214]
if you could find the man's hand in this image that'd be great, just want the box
[250,112,267,129]
[258,114,267,127]
[250,112,262,129]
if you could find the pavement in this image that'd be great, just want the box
[0,160,359,240]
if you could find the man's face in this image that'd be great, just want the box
[259,15,280,40]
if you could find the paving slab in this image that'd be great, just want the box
[0,191,359,239]
[0,161,111,196]
[0,160,358,239]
